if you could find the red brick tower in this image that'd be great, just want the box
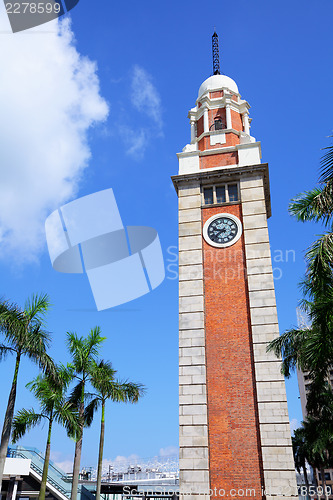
[172,35,298,500]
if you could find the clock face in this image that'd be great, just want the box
[203,213,242,248]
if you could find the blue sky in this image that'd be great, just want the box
[0,0,332,472]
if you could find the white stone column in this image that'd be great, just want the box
[190,120,196,143]
[226,104,232,129]
[243,112,250,135]
[178,181,210,500]
[203,108,209,133]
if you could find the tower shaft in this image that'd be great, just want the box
[172,72,298,500]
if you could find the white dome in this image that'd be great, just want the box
[198,74,239,98]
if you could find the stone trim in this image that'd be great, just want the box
[172,164,271,218]
[240,174,298,498]
[178,182,210,499]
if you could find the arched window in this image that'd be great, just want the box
[210,116,226,131]
[214,117,224,130]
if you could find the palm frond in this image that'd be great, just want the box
[302,232,333,297]
[27,375,58,409]
[60,363,76,385]
[83,398,101,427]
[24,293,51,327]
[319,137,333,183]
[306,379,333,417]
[0,343,15,362]
[12,409,43,443]
[0,295,52,375]
[85,327,106,360]
[89,359,145,404]
[289,185,333,226]
[68,380,84,409]
[89,360,117,398]
[66,332,86,374]
[292,427,308,474]
[0,300,26,344]
[116,381,146,404]
[302,323,333,378]
[27,350,56,379]
[302,416,333,468]
[23,324,52,355]
[267,328,309,376]
[67,328,105,377]
[54,402,80,438]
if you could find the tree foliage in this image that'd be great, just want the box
[0,293,53,493]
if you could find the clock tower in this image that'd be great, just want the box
[172,34,298,500]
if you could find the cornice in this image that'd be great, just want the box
[176,139,260,159]
[196,88,241,106]
[172,163,271,218]
[190,96,250,122]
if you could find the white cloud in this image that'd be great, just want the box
[119,127,148,160]
[159,445,178,457]
[131,65,162,127]
[54,459,73,474]
[117,65,162,159]
[0,11,108,262]
[290,418,300,435]
[103,454,141,467]
[51,451,73,473]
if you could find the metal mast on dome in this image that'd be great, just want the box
[212,31,220,75]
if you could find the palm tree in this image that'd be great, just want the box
[85,360,145,500]
[66,327,105,500]
[268,138,333,398]
[269,136,333,499]
[292,427,311,500]
[0,293,54,492]
[289,137,333,295]
[301,415,333,500]
[11,366,79,500]
[267,287,333,412]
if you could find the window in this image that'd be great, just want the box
[214,118,224,130]
[203,187,213,205]
[202,183,239,205]
[228,184,238,202]
[318,473,331,481]
[210,117,226,131]
[216,186,226,203]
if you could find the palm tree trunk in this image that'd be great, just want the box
[39,416,53,500]
[320,467,328,500]
[96,401,105,500]
[71,391,84,500]
[303,464,310,500]
[313,467,320,500]
[0,352,21,493]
